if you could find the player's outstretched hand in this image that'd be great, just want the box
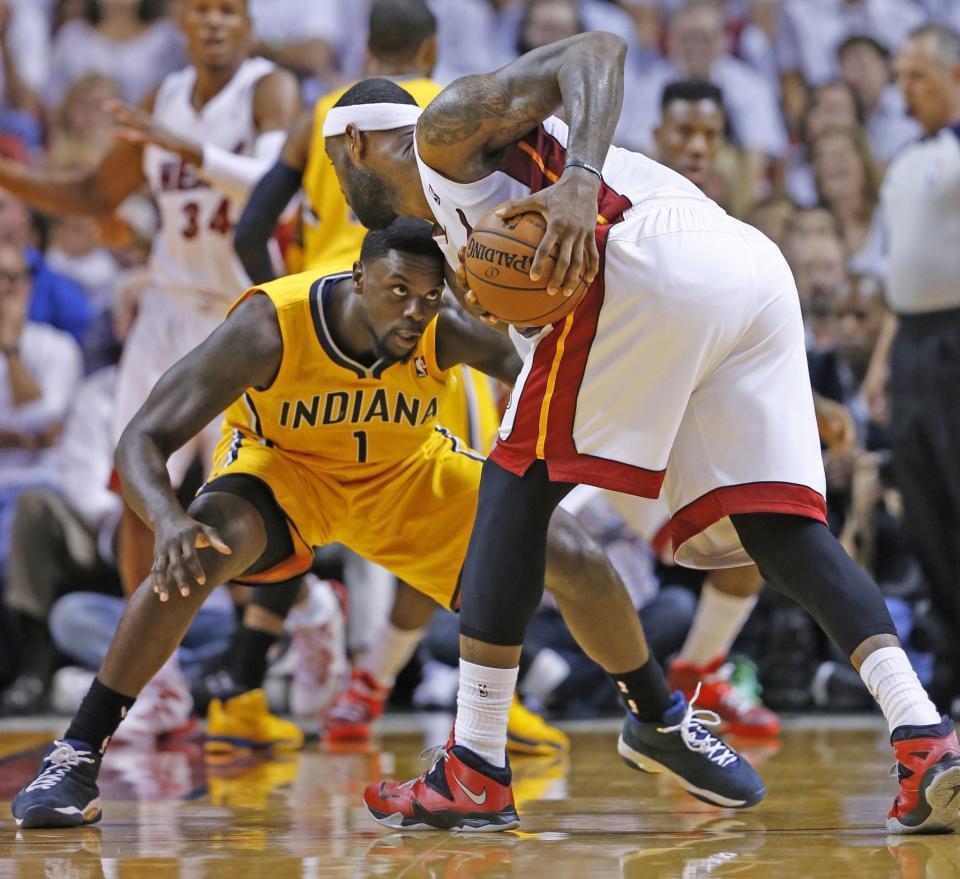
[151,515,232,602]
[495,169,601,297]
[107,100,202,165]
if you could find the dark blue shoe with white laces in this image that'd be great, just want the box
[617,687,765,808]
[12,739,102,828]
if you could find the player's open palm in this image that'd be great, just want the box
[495,171,601,297]
[151,514,231,602]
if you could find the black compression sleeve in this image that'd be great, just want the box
[234,160,303,284]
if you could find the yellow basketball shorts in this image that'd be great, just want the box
[202,426,483,608]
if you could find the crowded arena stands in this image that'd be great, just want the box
[2,0,960,857]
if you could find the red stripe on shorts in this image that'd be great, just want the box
[489,124,659,493]
[489,222,666,497]
[670,482,828,554]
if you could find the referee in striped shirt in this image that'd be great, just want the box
[867,24,960,700]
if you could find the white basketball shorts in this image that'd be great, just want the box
[114,285,224,487]
[493,198,826,569]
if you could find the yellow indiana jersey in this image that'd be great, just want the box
[300,76,443,269]
[220,265,458,480]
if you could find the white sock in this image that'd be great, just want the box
[454,660,517,768]
[359,623,424,688]
[518,648,571,704]
[677,582,758,666]
[859,646,941,733]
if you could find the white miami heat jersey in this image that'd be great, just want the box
[414,115,710,273]
[144,57,275,314]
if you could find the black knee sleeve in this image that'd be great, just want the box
[459,460,572,646]
[730,513,896,656]
[250,576,303,618]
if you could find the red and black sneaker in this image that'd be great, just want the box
[325,670,389,742]
[887,716,960,834]
[364,733,519,832]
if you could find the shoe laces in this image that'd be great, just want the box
[419,743,448,768]
[658,683,739,768]
[26,741,95,792]
[413,744,450,791]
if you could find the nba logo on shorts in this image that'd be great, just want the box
[415,356,428,378]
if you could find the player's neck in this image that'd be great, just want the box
[192,61,245,109]
[394,137,436,222]
[328,278,380,365]
[364,59,424,78]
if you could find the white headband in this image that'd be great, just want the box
[322,102,423,138]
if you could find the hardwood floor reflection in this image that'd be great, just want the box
[1,718,957,878]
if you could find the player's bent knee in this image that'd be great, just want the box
[543,508,606,601]
[187,491,269,574]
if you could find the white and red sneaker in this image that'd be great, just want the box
[888,716,960,834]
[286,576,349,719]
[364,732,519,832]
[325,669,390,742]
[110,656,198,748]
[667,656,780,738]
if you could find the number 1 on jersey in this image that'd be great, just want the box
[353,430,368,463]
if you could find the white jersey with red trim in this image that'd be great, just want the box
[414,115,708,271]
[143,57,275,314]
[414,113,826,570]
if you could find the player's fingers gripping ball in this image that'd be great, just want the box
[463,211,590,327]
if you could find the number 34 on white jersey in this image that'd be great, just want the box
[143,57,275,314]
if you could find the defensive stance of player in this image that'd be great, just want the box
[12,220,760,830]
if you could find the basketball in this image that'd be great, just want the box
[463,211,590,327]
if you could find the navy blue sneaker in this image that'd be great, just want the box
[617,687,765,808]
[12,739,102,828]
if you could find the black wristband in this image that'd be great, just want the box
[564,158,602,180]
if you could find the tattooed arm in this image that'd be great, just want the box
[416,33,626,181]
[416,32,627,296]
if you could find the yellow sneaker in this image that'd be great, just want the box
[511,752,570,809]
[506,695,570,756]
[204,689,304,757]
[206,754,301,808]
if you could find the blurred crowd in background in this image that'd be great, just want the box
[1,0,960,731]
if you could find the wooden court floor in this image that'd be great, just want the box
[1,716,957,879]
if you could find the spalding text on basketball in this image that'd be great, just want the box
[467,238,533,274]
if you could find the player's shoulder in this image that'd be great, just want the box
[254,264,354,310]
[254,63,298,96]
[150,64,194,110]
